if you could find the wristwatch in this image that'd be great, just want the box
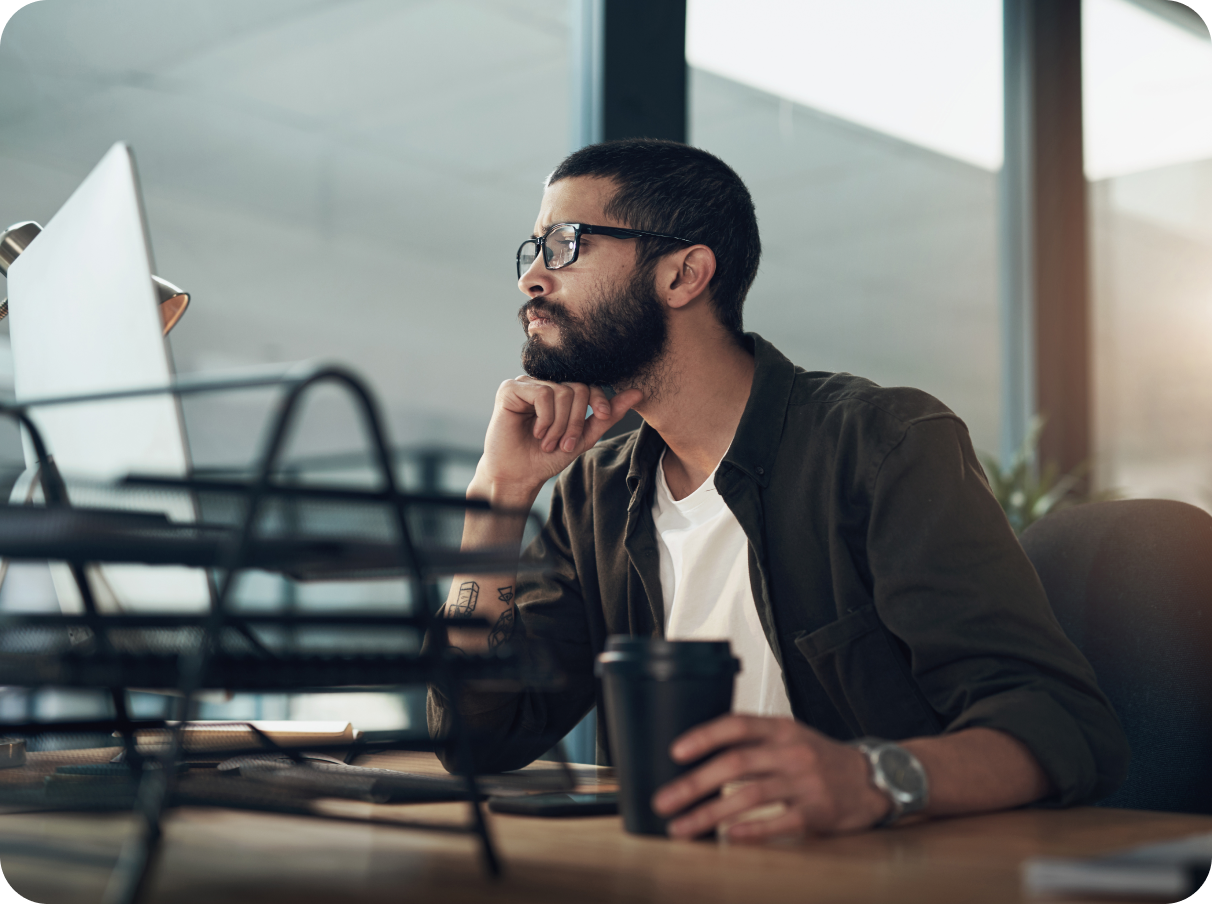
[849,737,929,827]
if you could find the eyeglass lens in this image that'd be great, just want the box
[518,225,581,278]
[543,224,578,270]
[518,240,538,277]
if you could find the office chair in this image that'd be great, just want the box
[1020,499,1212,814]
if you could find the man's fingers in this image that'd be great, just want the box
[579,404,628,448]
[498,378,643,456]
[670,714,783,763]
[543,385,575,452]
[528,384,555,439]
[723,808,808,843]
[501,379,576,447]
[665,776,788,839]
[588,386,612,419]
[559,384,592,452]
[653,739,795,817]
[579,386,644,448]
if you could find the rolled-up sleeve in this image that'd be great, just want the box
[865,415,1130,805]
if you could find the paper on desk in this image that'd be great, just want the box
[118,720,357,755]
[1022,832,1212,899]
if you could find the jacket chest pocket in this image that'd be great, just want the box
[793,606,942,740]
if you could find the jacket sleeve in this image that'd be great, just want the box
[865,414,1130,805]
[427,470,598,774]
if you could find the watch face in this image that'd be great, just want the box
[876,747,927,800]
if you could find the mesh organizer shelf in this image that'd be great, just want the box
[0,365,565,904]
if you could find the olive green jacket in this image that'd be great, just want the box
[429,334,1129,805]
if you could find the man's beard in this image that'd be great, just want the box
[518,267,668,390]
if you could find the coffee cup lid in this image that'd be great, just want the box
[595,636,740,679]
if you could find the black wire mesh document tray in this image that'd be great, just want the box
[0,365,566,904]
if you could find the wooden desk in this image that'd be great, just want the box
[2,750,1209,904]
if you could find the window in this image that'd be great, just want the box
[1085,0,1212,509]
[687,0,1004,454]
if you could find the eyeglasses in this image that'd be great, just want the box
[516,222,694,279]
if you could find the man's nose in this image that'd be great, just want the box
[518,254,553,298]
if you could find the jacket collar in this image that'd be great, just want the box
[722,333,796,489]
[625,419,665,510]
[624,332,795,503]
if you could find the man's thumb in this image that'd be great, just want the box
[610,388,644,418]
[581,389,642,447]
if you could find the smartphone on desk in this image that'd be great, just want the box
[487,791,618,817]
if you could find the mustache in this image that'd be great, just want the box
[518,298,574,330]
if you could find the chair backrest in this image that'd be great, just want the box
[1020,499,1212,813]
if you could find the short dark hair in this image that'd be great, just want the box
[547,139,760,341]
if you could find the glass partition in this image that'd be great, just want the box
[687,0,1005,455]
[1084,0,1212,508]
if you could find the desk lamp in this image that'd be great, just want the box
[0,220,190,335]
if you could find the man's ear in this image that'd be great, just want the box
[660,244,716,310]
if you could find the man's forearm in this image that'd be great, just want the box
[656,718,1054,839]
[903,727,1052,818]
[440,477,540,653]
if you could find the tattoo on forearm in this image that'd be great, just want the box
[497,586,514,604]
[448,581,479,617]
[488,605,516,651]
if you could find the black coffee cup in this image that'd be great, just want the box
[595,636,739,835]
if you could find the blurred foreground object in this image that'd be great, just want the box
[0,737,25,768]
[0,364,559,903]
[0,220,190,335]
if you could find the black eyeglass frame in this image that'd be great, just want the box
[516,222,695,279]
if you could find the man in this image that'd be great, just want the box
[429,139,1128,840]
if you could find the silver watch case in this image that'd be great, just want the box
[850,737,929,827]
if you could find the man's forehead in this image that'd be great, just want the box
[533,175,620,232]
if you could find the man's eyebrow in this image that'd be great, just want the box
[531,224,551,240]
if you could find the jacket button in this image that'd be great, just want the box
[756,466,765,476]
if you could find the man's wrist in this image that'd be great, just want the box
[846,745,895,829]
[466,475,542,511]
[849,738,930,828]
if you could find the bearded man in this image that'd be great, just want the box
[428,139,1128,839]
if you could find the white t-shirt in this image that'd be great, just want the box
[652,451,794,718]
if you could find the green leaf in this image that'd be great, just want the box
[977,416,1107,535]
